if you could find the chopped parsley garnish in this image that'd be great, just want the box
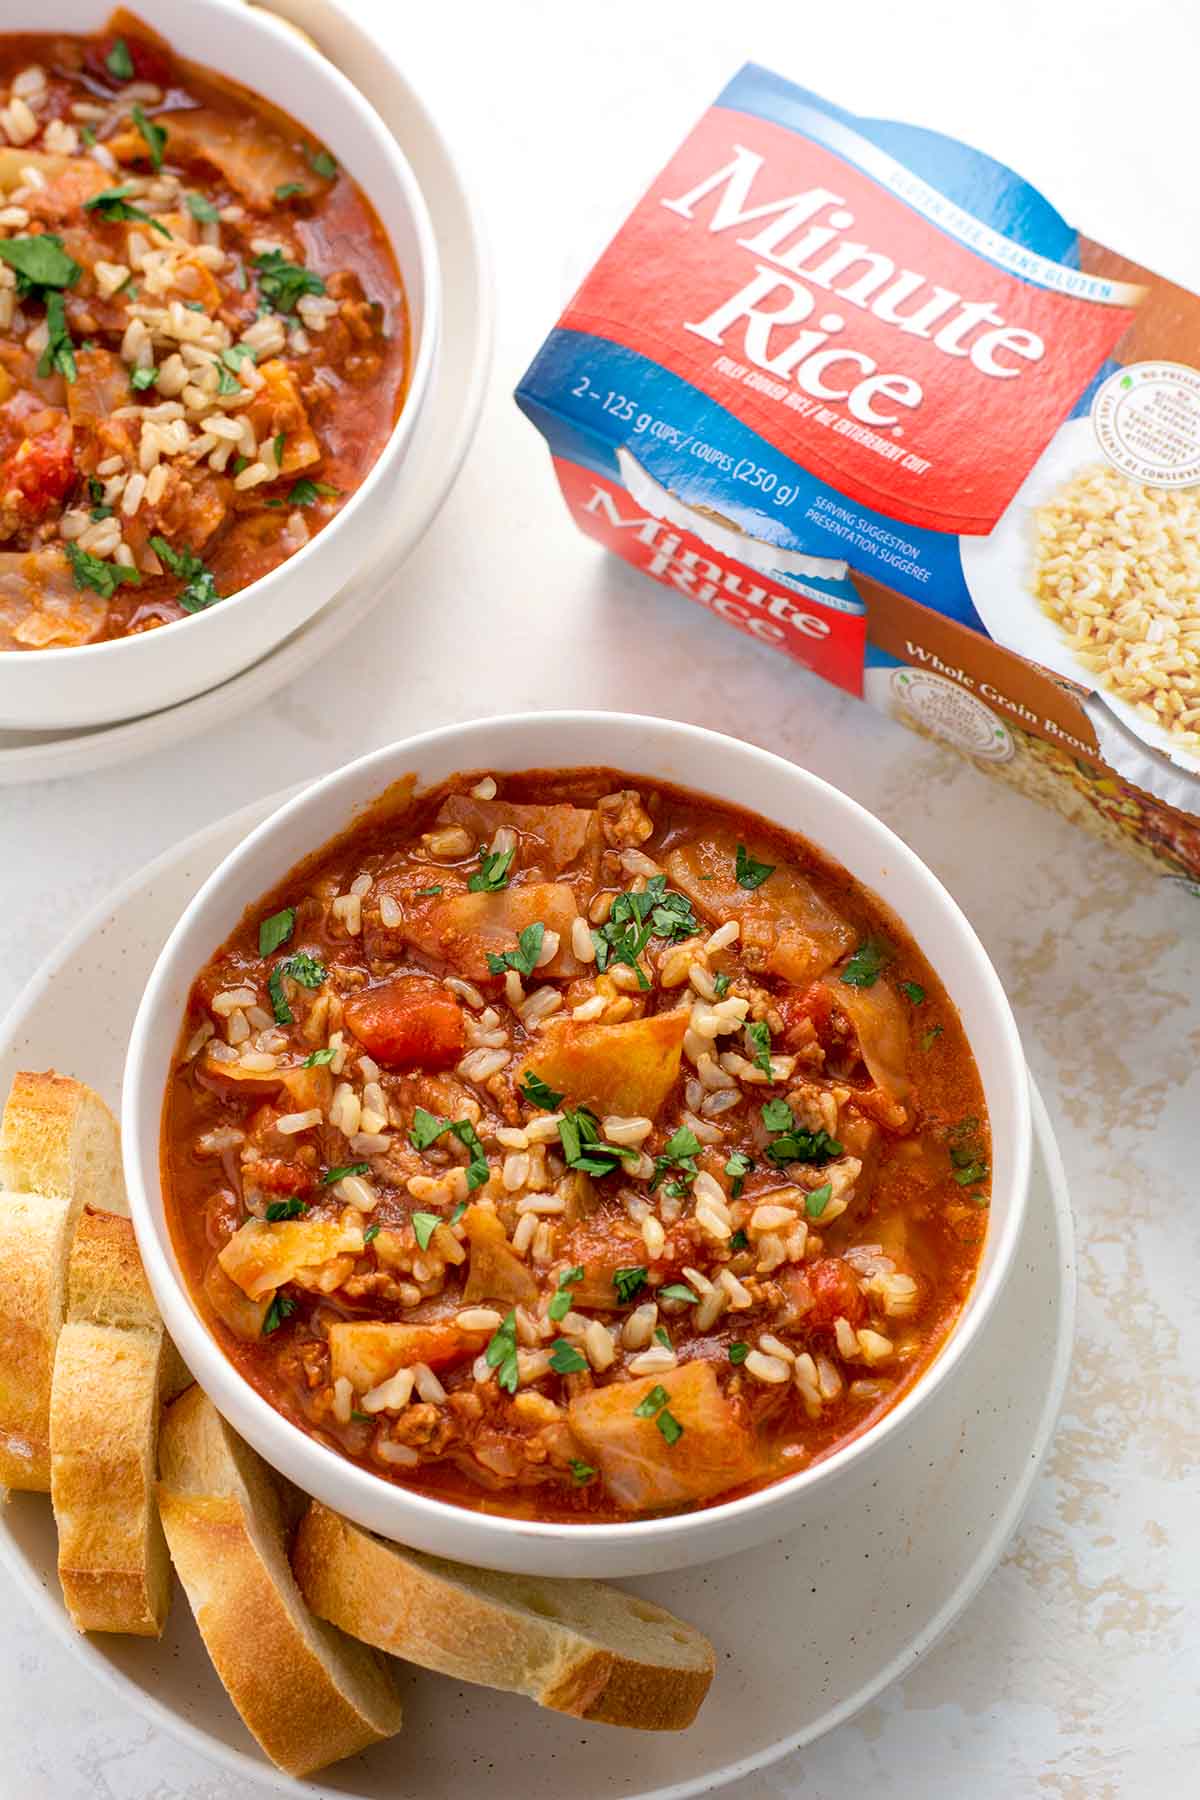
[363,1223,380,1245]
[132,103,166,171]
[519,1071,564,1111]
[656,1409,684,1445]
[725,1149,754,1198]
[921,1024,944,1051]
[612,1266,647,1306]
[275,181,306,200]
[130,367,157,390]
[185,191,220,223]
[409,1106,449,1151]
[149,536,220,613]
[87,476,116,518]
[728,1341,749,1364]
[949,1118,990,1190]
[233,455,249,474]
[261,1290,296,1335]
[285,950,326,988]
[761,1097,793,1132]
[266,950,327,1023]
[253,248,326,314]
[765,1126,842,1167]
[411,1211,441,1251]
[658,1283,699,1304]
[416,885,442,897]
[267,967,291,1023]
[654,1326,671,1347]
[745,1019,774,1079]
[323,1162,370,1185]
[735,844,775,889]
[80,125,96,147]
[216,364,240,396]
[591,874,698,989]
[408,1109,489,1189]
[648,1124,701,1193]
[805,1182,833,1218]
[258,907,295,956]
[0,233,80,294]
[449,1200,468,1226]
[841,938,894,989]
[273,432,285,467]
[900,980,926,1005]
[350,1409,371,1421]
[467,847,514,892]
[728,1229,749,1251]
[308,147,337,179]
[303,1046,337,1067]
[264,1198,307,1221]
[287,478,339,507]
[39,292,76,382]
[549,1338,588,1374]
[83,185,170,237]
[548,1265,584,1323]
[557,1105,637,1177]
[633,1383,671,1418]
[486,920,544,978]
[569,1459,596,1485]
[485,1310,519,1393]
[105,37,134,80]
[64,542,140,599]
[713,972,731,999]
[221,344,256,373]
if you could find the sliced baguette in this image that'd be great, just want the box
[0,1069,126,1215]
[0,1074,125,1490]
[293,1501,715,1730]
[50,1209,191,1635]
[157,1388,403,1775]
[0,1189,80,1489]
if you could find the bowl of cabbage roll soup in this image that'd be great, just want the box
[0,3,438,729]
[125,713,1032,1577]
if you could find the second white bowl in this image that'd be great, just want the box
[0,0,440,731]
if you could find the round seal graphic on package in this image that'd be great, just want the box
[1091,361,1200,489]
[885,668,1015,763]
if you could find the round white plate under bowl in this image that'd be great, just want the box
[0,0,491,788]
[0,793,1076,1799]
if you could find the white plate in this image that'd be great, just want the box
[0,791,1076,1798]
[0,0,492,786]
[959,415,1200,780]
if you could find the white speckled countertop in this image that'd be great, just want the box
[0,0,1197,1793]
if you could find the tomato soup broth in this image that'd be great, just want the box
[162,769,990,1522]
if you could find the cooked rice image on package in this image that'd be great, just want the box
[1031,465,1200,752]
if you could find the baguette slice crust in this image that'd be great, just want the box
[50,1320,175,1634]
[0,1070,126,1215]
[0,1190,78,1489]
[158,1388,403,1775]
[293,1502,715,1731]
[49,1210,191,1634]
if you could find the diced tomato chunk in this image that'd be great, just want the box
[343,976,465,1070]
[777,981,835,1050]
[805,1257,866,1329]
[5,428,73,520]
[241,1155,316,1198]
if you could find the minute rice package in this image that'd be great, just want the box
[516,63,1200,887]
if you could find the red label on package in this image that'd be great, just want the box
[554,457,868,694]
[561,108,1136,534]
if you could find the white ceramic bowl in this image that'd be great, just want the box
[0,0,440,731]
[123,712,1032,1578]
